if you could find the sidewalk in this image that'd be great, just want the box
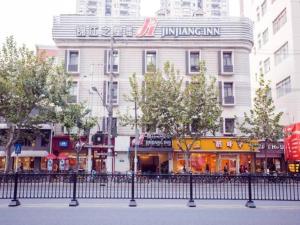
[0,199,300,225]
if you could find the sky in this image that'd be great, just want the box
[0,0,245,49]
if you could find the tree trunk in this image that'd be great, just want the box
[4,126,16,173]
[264,139,268,174]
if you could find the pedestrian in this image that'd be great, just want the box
[19,163,24,173]
[205,164,210,174]
[223,163,228,175]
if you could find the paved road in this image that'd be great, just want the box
[0,199,299,225]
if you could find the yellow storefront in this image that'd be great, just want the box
[172,137,258,174]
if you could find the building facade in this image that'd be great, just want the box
[251,0,300,126]
[52,15,253,173]
[76,0,141,17]
[158,0,229,17]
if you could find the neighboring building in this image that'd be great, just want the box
[36,45,58,61]
[158,0,229,17]
[53,15,253,174]
[76,0,141,17]
[251,0,300,126]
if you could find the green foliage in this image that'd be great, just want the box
[58,103,97,141]
[121,61,222,164]
[239,73,283,142]
[0,36,71,171]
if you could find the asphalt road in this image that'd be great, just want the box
[0,199,300,225]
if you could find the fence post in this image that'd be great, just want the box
[187,172,196,207]
[129,171,137,207]
[9,172,21,207]
[245,174,256,208]
[69,173,79,207]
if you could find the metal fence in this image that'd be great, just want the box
[1,173,299,207]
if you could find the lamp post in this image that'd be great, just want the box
[91,84,114,174]
[75,141,84,172]
[134,100,139,174]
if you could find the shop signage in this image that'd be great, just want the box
[59,140,68,148]
[137,134,172,148]
[259,141,284,151]
[76,17,221,38]
[284,123,300,161]
[47,159,53,171]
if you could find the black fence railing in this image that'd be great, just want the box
[1,173,299,207]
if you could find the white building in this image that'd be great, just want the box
[158,0,229,17]
[76,0,141,17]
[251,0,300,125]
[53,15,253,173]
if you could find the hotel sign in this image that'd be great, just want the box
[76,17,221,38]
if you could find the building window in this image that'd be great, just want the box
[261,0,267,16]
[273,8,287,34]
[264,58,270,73]
[262,28,269,45]
[67,50,79,73]
[223,82,234,105]
[102,117,118,137]
[276,76,291,98]
[221,50,234,74]
[41,130,50,147]
[145,50,157,73]
[189,50,200,73]
[274,42,288,65]
[256,7,260,22]
[106,50,119,74]
[67,81,78,103]
[106,81,119,105]
[224,118,235,134]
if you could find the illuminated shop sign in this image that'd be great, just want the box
[76,17,221,38]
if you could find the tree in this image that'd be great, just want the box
[121,61,222,171]
[238,74,283,173]
[58,103,97,171]
[0,36,70,172]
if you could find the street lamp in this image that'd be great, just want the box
[91,86,113,174]
[75,141,85,172]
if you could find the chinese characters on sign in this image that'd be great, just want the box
[76,18,221,38]
[76,25,134,38]
[214,140,244,149]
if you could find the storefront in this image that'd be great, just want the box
[0,149,6,172]
[52,135,115,173]
[129,134,173,174]
[173,137,258,174]
[52,135,88,172]
[255,141,285,173]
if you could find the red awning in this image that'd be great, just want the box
[58,153,68,160]
[46,153,57,160]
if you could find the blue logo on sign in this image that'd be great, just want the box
[59,141,68,148]
[14,143,22,155]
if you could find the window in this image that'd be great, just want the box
[273,8,287,34]
[67,81,78,103]
[189,50,200,73]
[256,7,260,22]
[106,50,119,74]
[264,58,270,73]
[262,28,269,45]
[257,34,261,49]
[145,50,157,73]
[274,42,288,65]
[224,118,235,134]
[67,50,79,73]
[41,130,50,147]
[102,117,118,137]
[276,76,291,98]
[223,82,235,105]
[261,0,267,16]
[106,81,119,105]
[221,50,234,74]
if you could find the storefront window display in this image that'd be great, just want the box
[0,157,5,171]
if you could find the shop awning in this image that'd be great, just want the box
[11,150,49,157]
[0,151,5,157]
